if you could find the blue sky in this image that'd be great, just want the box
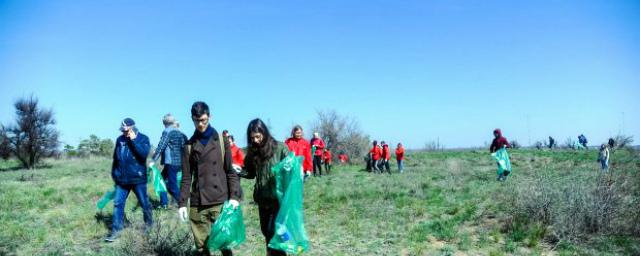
[1,1,638,149]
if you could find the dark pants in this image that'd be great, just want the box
[189,204,232,256]
[112,183,153,234]
[313,155,323,176]
[259,204,287,256]
[324,162,331,174]
[160,164,181,207]
[383,159,391,174]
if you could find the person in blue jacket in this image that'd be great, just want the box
[105,118,152,242]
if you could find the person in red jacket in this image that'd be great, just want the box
[228,135,245,172]
[381,141,391,174]
[369,140,382,173]
[310,132,326,176]
[338,153,348,164]
[323,148,332,174]
[285,125,313,179]
[395,143,405,173]
[490,128,511,181]
[490,129,510,153]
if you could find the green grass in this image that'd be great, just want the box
[0,148,638,255]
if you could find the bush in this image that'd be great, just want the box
[508,170,639,244]
[510,140,521,149]
[116,214,194,256]
[0,96,60,169]
[311,110,369,163]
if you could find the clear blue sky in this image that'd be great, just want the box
[1,1,638,150]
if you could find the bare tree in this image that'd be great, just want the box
[0,96,60,169]
[311,110,369,163]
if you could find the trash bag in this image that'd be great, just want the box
[268,153,310,254]
[491,148,512,175]
[177,170,182,189]
[207,201,246,250]
[96,186,116,211]
[148,164,167,198]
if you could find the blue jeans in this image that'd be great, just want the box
[112,183,153,233]
[600,160,609,172]
[397,159,404,173]
[160,164,181,207]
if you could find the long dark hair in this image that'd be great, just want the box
[290,125,303,138]
[246,118,277,166]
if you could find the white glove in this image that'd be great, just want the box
[232,164,243,174]
[178,207,188,222]
[148,162,155,168]
[229,199,239,209]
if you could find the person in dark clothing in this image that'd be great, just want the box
[548,136,555,149]
[608,137,615,149]
[240,119,289,256]
[578,134,588,149]
[105,118,152,242]
[178,102,241,256]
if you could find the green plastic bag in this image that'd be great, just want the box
[491,148,512,175]
[96,186,115,211]
[148,164,167,198]
[177,171,182,189]
[268,153,309,254]
[207,201,246,250]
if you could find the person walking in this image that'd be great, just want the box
[178,102,241,256]
[598,144,610,172]
[150,114,188,209]
[310,132,325,177]
[240,118,291,256]
[105,118,152,242]
[395,143,405,173]
[285,125,313,179]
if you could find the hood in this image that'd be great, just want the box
[493,129,502,137]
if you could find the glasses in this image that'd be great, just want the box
[192,116,209,124]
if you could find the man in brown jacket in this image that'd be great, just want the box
[179,101,241,256]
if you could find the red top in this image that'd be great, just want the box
[285,137,313,172]
[323,150,332,163]
[231,144,245,167]
[338,154,348,163]
[395,147,405,160]
[382,145,391,160]
[310,138,325,156]
[370,146,382,160]
[490,129,510,153]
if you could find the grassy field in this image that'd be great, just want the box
[0,148,638,255]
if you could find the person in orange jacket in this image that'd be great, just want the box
[323,148,332,174]
[381,141,391,174]
[228,135,245,172]
[369,140,382,173]
[285,125,313,179]
[395,143,405,173]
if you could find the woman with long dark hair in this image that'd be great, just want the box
[240,118,290,256]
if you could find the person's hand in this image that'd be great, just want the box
[229,199,239,209]
[127,129,137,140]
[178,207,188,222]
[148,162,154,168]
[232,164,243,174]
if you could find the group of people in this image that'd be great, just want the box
[492,129,612,183]
[366,140,405,174]
[106,101,312,256]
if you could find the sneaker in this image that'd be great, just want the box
[104,233,119,243]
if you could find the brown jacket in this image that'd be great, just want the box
[179,127,241,207]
